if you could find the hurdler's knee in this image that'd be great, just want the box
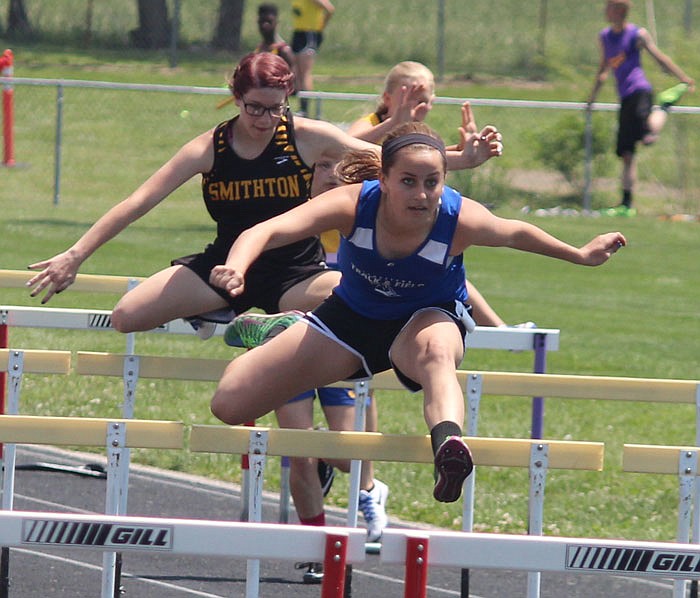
[210,390,241,425]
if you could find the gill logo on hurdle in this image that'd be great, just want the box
[566,544,700,577]
[86,312,168,331]
[21,518,173,550]
[88,313,114,329]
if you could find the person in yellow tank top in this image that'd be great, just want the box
[291,0,335,116]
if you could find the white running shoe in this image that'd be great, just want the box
[358,479,389,542]
[186,317,217,340]
[513,321,537,329]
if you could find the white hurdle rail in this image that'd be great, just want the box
[0,303,560,351]
[380,528,700,598]
[0,509,366,598]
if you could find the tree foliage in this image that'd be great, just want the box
[532,113,612,190]
[130,0,170,49]
[3,0,245,50]
[6,0,33,38]
[213,0,245,51]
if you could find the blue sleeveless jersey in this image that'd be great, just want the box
[335,180,468,320]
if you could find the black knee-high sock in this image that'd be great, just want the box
[622,190,632,208]
[430,421,463,455]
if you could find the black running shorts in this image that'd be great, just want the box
[305,292,473,392]
[617,90,653,156]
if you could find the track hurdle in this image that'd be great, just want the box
[624,443,700,598]
[380,528,700,598]
[189,424,603,582]
[0,509,366,598]
[454,370,700,597]
[0,415,184,597]
[0,269,142,294]
[1,267,561,529]
[188,425,604,471]
[0,349,72,597]
[0,349,72,508]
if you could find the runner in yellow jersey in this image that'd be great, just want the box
[291,0,335,116]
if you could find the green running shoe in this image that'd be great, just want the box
[224,310,304,348]
[657,82,689,109]
[602,205,636,218]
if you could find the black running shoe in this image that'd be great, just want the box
[433,436,474,503]
[318,459,335,497]
[295,561,323,584]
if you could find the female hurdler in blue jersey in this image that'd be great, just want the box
[209,122,627,503]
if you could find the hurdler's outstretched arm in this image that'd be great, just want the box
[455,197,627,266]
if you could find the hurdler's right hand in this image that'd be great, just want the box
[26,251,81,304]
[209,265,245,298]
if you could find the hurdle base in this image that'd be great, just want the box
[16,461,106,478]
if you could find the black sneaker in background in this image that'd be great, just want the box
[317,459,335,497]
[295,561,323,584]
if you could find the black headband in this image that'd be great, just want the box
[382,133,446,161]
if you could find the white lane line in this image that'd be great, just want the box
[12,548,229,597]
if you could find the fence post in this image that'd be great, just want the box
[53,84,64,205]
[1,49,15,167]
[583,108,593,212]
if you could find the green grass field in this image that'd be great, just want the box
[0,18,699,542]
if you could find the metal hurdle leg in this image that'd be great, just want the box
[109,354,140,596]
[279,455,291,523]
[344,380,370,598]
[0,350,23,598]
[102,422,128,598]
[239,352,255,522]
[246,428,269,598]
[348,380,370,530]
[530,333,548,440]
[403,535,430,598]
[674,450,697,598]
[690,384,700,598]
[1,350,24,510]
[461,373,483,598]
[239,420,254,521]
[322,532,351,598]
[116,289,138,598]
[527,443,549,598]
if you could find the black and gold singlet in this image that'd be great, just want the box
[201,113,323,264]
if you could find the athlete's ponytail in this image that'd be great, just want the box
[338,122,446,184]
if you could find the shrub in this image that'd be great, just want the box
[532,112,612,192]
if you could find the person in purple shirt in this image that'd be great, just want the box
[587,0,694,216]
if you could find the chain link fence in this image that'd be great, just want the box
[2,1,696,77]
[2,77,698,216]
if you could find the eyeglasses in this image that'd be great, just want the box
[242,99,288,118]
